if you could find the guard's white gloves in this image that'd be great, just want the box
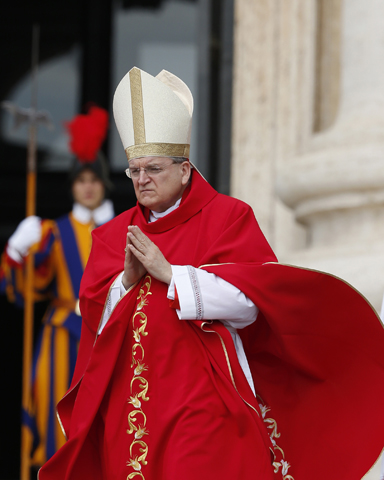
[7,216,42,263]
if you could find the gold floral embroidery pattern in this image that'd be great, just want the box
[126,275,152,479]
[257,395,295,480]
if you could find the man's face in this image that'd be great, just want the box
[72,169,105,210]
[129,156,191,213]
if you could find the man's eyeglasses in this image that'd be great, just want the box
[125,162,176,179]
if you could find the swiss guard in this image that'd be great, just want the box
[0,104,114,468]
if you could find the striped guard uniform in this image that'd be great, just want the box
[0,200,114,466]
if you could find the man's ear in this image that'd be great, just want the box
[181,161,192,185]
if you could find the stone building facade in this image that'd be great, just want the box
[232,0,384,313]
[231,1,384,477]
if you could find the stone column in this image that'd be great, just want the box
[231,0,316,249]
[231,0,279,241]
[277,0,384,312]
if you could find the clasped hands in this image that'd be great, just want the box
[122,225,172,290]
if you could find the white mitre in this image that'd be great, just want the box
[113,67,194,161]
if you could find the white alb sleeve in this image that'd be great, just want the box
[167,265,258,395]
[167,265,258,328]
[98,271,125,334]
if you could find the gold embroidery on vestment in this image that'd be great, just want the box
[127,275,152,478]
[257,395,295,480]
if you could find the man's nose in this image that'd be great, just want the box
[138,169,150,183]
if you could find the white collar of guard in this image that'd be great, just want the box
[72,200,115,226]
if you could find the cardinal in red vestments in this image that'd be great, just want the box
[39,67,384,480]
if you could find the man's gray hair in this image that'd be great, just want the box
[170,157,189,164]
[170,157,192,182]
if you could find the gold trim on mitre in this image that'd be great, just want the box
[125,143,190,161]
[129,67,146,145]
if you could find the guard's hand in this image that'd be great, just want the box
[7,216,42,263]
[122,225,172,289]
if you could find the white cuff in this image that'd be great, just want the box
[167,265,257,327]
[167,265,199,319]
[98,271,125,334]
[167,275,176,299]
[119,273,127,296]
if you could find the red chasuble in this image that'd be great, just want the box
[39,170,384,480]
